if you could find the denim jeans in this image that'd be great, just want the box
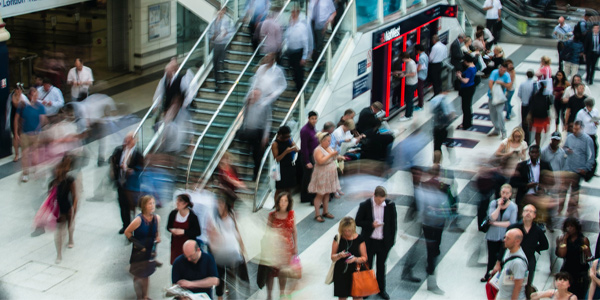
[504,89,515,119]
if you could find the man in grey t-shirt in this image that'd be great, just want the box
[495,229,528,300]
[395,52,418,121]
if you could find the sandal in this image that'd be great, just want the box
[314,215,325,223]
[323,212,335,219]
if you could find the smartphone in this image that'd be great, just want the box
[345,255,355,262]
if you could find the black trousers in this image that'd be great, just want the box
[557,41,564,71]
[241,128,265,180]
[591,134,598,158]
[429,63,443,95]
[521,105,531,144]
[526,255,537,286]
[117,186,130,228]
[366,238,391,292]
[486,240,504,274]
[404,84,417,118]
[586,52,600,84]
[312,22,325,62]
[301,156,315,203]
[423,225,443,275]
[287,48,305,93]
[486,19,500,45]
[460,85,476,128]
[433,127,448,152]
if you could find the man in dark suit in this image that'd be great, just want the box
[110,132,144,234]
[509,144,553,211]
[355,186,397,300]
[356,102,394,160]
[450,34,465,71]
[584,24,600,85]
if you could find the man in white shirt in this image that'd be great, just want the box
[575,97,599,158]
[428,34,447,95]
[396,52,418,121]
[331,119,361,154]
[67,58,94,102]
[562,75,591,104]
[309,0,336,62]
[210,7,234,91]
[37,77,64,118]
[285,7,313,93]
[483,0,502,45]
[554,16,573,71]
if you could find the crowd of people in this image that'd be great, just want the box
[7,0,600,299]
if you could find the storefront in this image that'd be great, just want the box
[370,4,457,117]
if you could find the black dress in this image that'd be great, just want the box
[560,234,589,299]
[275,140,296,190]
[333,234,366,298]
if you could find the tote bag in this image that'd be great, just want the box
[491,84,507,105]
[351,263,380,298]
[539,67,553,96]
[325,234,340,284]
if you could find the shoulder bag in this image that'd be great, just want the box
[491,84,507,105]
[325,234,340,284]
[351,263,380,298]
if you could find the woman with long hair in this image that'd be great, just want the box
[266,192,298,299]
[124,195,161,300]
[494,127,528,161]
[166,193,201,264]
[308,132,340,223]
[331,217,368,300]
[556,217,591,299]
[553,70,570,132]
[52,154,78,264]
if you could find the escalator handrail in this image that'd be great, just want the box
[251,0,356,211]
[464,0,596,24]
[186,0,293,189]
[133,0,232,141]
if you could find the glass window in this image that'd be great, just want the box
[356,0,378,27]
[383,0,402,16]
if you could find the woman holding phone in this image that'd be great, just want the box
[331,217,368,300]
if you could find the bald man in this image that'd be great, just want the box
[172,240,219,297]
[492,229,529,300]
[554,16,573,71]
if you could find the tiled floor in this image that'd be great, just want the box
[1,42,600,300]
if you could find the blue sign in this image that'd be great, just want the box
[358,59,367,76]
[352,75,370,99]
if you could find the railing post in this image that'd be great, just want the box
[204,35,210,68]
[351,0,357,36]
[233,0,239,21]
[377,0,384,24]
[300,92,305,127]
[326,45,332,81]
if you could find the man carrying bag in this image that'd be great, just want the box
[486,229,529,300]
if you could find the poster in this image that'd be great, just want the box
[148,2,171,41]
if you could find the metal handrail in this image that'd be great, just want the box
[464,0,595,23]
[251,0,356,211]
[185,0,293,189]
[133,0,232,140]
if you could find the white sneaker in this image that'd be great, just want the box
[21,175,29,182]
[399,116,413,122]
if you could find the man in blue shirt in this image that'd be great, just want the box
[487,62,512,139]
[172,240,220,298]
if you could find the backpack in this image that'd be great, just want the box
[529,90,552,119]
[560,41,573,61]
[574,21,585,40]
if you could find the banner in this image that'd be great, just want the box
[1,0,91,18]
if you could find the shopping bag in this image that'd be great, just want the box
[491,84,507,105]
[33,186,59,231]
[325,234,340,284]
[350,263,380,298]
[270,163,281,181]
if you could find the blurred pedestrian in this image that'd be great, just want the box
[245,0,270,50]
[429,92,455,164]
[556,217,591,298]
[210,7,234,92]
[355,186,396,300]
[563,121,594,217]
[482,183,518,282]
[487,62,511,139]
[9,87,29,162]
[330,217,368,299]
[110,133,144,234]
[416,44,429,109]
[216,152,247,207]
[541,132,567,214]
[208,196,249,300]
[309,0,336,63]
[527,81,553,146]
[260,10,283,56]
[309,132,340,222]
[36,77,64,120]
[272,126,299,201]
[285,6,312,93]
[356,102,393,160]
[167,194,201,265]
[266,192,298,299]
[66,58,93,102]
[15,87,47,182]
[561,36,584,80]
[124,195,161,300]
[519,70,537,143]
[51,155,78,264]
[152,58,190,121]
